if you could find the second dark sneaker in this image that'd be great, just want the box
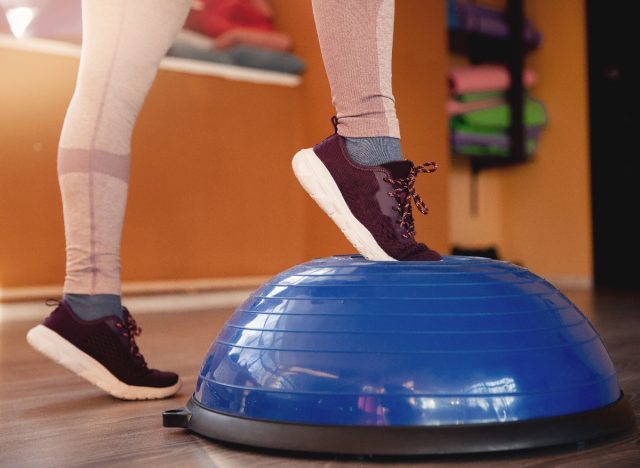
[26,300,181,400]
[292,123,442,261]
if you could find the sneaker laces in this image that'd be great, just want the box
[383,161,438,239]
[115,311,148,368]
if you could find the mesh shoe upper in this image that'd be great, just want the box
[312,133,442,261]
[43,301,179,388]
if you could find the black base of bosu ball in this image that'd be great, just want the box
[164,256,636,455]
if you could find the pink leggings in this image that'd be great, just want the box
[59,0,398,295]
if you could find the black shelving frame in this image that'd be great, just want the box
[449,0,528,173]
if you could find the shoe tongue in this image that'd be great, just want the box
[121,306,131,320]
[380,160,413,179]
[119,307,147,367]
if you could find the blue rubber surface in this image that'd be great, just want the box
[194,255,621,426]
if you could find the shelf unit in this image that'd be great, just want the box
[449,0,530,173]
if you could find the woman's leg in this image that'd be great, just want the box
[311,0,403,165]
[295,0,441,261]
[27,0,191,401]
[58,0,191,319]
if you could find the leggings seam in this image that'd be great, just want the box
[375,0,390,137]
[87,1,127,295]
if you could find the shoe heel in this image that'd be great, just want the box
[291,148,396,261]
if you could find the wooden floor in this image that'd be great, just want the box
[1,290,638,467]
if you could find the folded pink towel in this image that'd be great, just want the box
[448,65,538,94]
[447,98,505,116]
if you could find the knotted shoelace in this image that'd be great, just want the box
[383,161,438,239]
[115,313,148,368]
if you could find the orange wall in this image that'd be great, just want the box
[449,0,593,281]
[0,47,307,286]
[501,0,592,279]
[449,167,505,248]
[0,2,450,288]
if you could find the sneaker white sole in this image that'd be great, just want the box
[292,148,397,262]
[26,324,182,401]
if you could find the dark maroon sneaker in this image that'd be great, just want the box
[292,121,442,261]
[26,300,181,400]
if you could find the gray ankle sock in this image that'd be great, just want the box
[345,136,404,166]
[63,293,123,321]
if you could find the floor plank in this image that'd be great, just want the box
[1,291,638,467]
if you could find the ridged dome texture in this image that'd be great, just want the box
[194,255,622,426]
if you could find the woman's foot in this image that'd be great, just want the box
[26,300,181,400]
[292,131,442,261]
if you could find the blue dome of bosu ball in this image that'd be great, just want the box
[164,255,635,455]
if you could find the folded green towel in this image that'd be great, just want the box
[451,98,547,130]
[453,140,538,157]
[455,91,505,102]
[452,122,543,137]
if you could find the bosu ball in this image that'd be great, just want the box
[163,255,635,455]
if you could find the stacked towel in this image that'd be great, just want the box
[447,0,546,159]
[448,66,547,158]
[169,0,305,74]
[448,66,537,95]
[168,29,305,74]
[448,1,542,49]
